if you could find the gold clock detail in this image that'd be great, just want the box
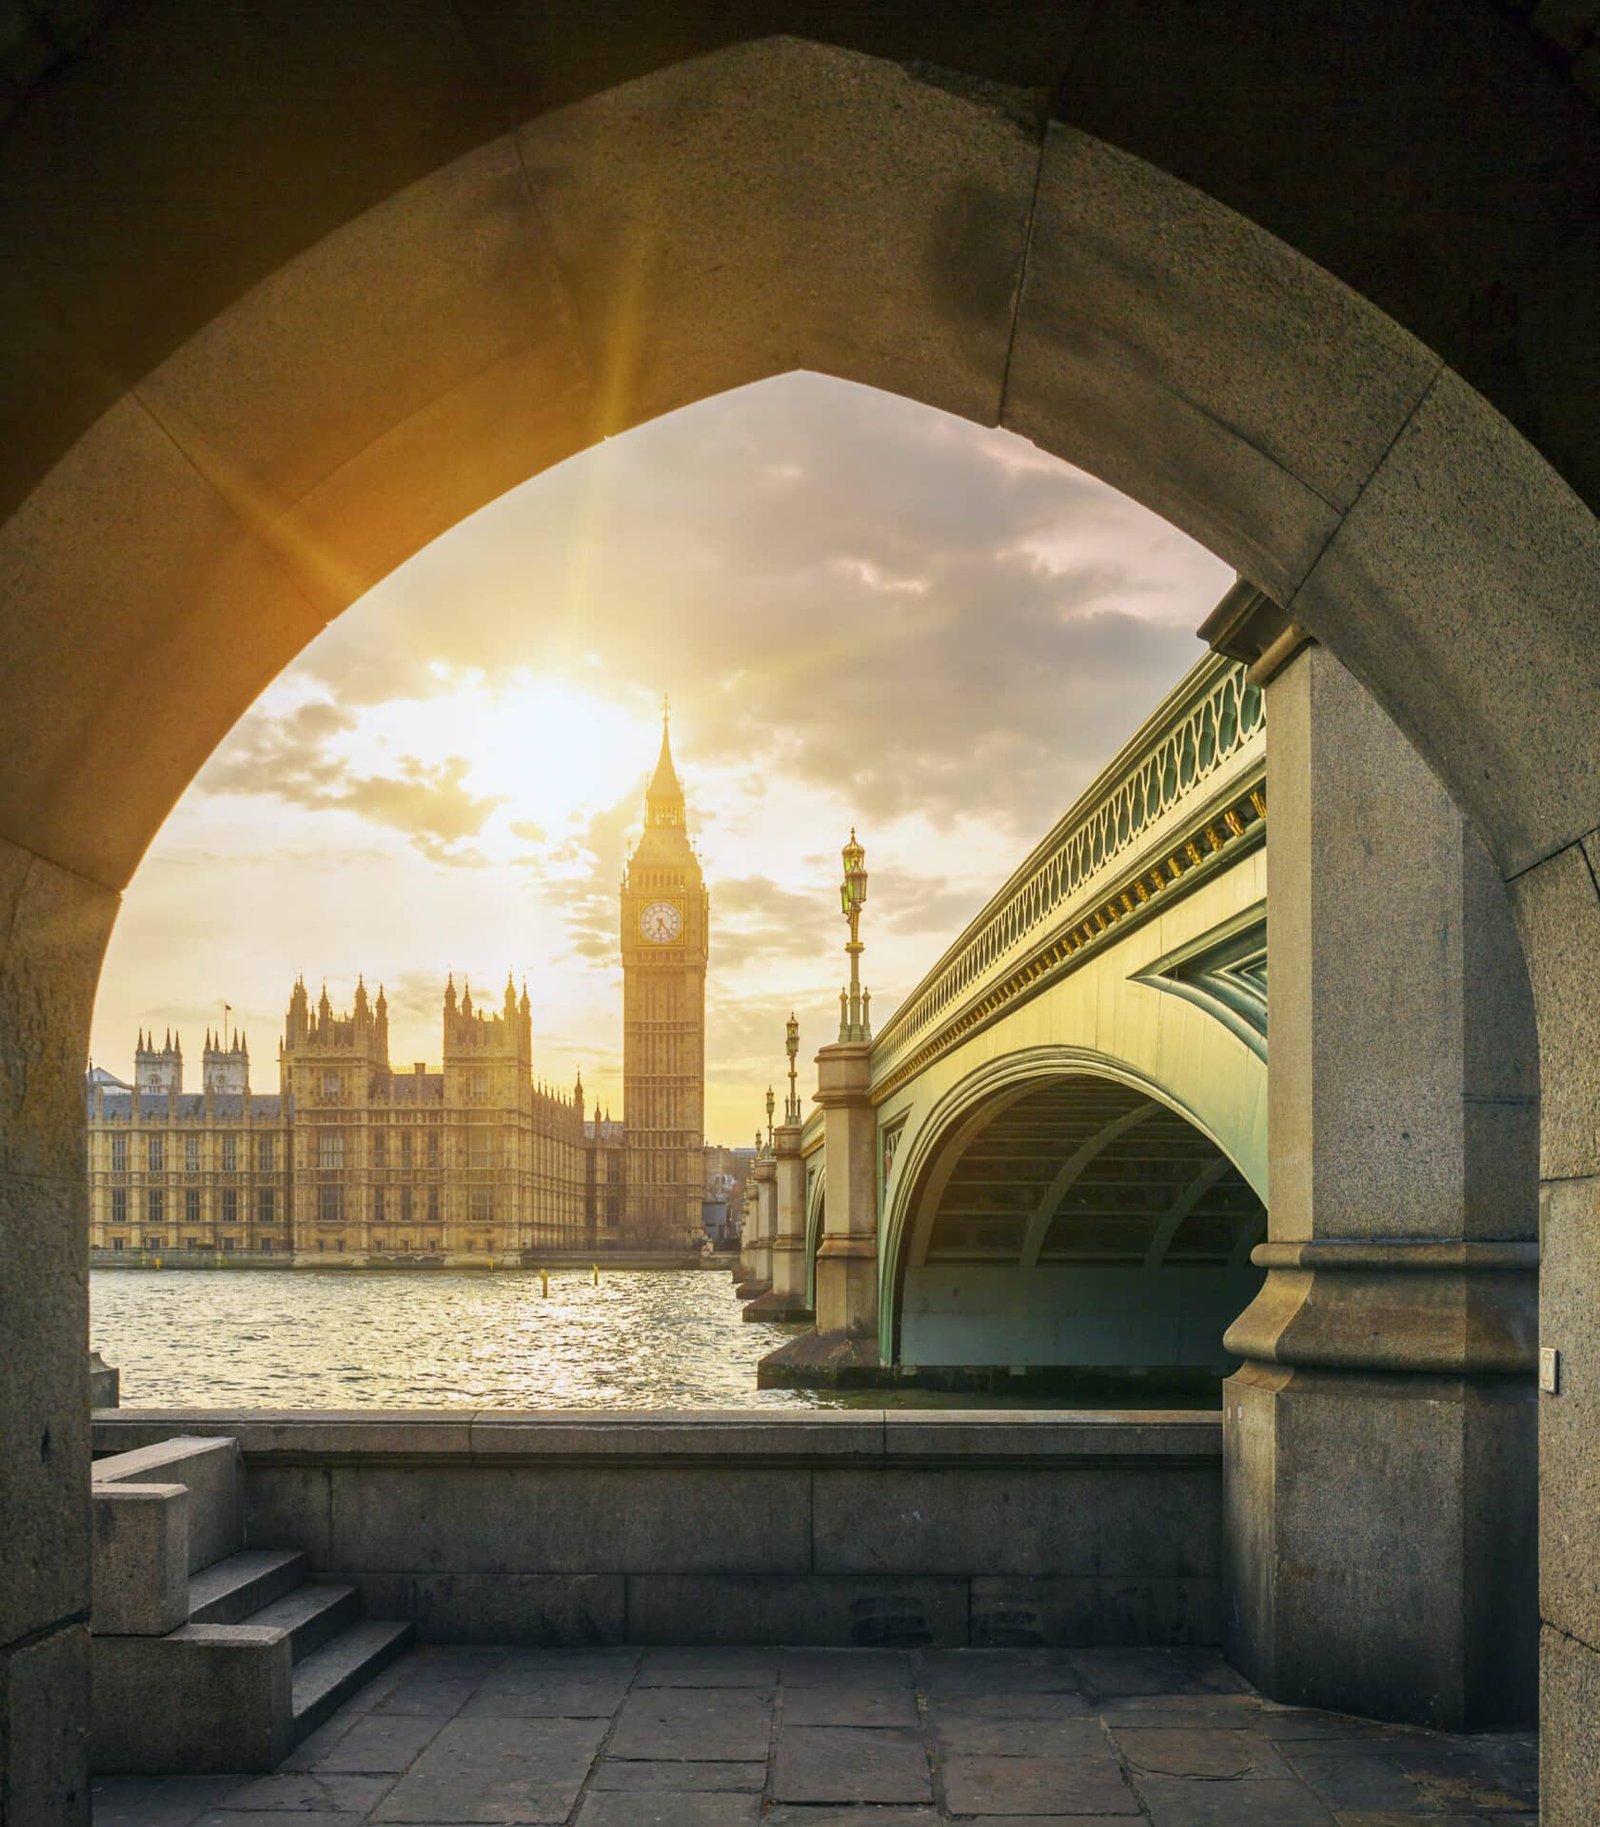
[639,899,683,943]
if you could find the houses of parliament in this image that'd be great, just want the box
[85,716,710,1264]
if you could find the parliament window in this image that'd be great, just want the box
[400,1131,414,1168]
[147,1135,164,1172]
[468,1128,496,1169]
[401,1187,413,1222]
[318,1129,344,1170]
[221,1133,237,1172]
[374,1188,386,1223]
[221,1189,237,1225]
[111,1132,127,1172]
[185,1188,200,1225]
[111,1188,127,1226]
[427,1188,440,1222]
[258,1134,275,1172]
[257,1187,275,1225]
[185,1133,200,1172]
[147,1188,165,1224]
[470,1186,494,1223]
[373,1130,386,1167]
[318,1184,344,1224]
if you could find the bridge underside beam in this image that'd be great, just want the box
[900,1077,1265,1377]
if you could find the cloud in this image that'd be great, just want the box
[298,370,1228,843]
[710,875,838,972]
[201,699,504,864]
[531,789,643,965]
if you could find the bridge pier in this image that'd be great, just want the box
[1218,635,1539,1729]
[744,1123,811,1320]
[738,1150,785,1316]
[761,1040,879,1382]
[734,1167,770,1299]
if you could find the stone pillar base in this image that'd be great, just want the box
[815,1234,878,1338]
[742,1285,812,1322]
[757,1329,881,1388]
[1224,1241,1538,1729]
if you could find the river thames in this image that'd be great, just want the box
[91,1267,815,1408]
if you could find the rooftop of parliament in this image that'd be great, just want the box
[86,982,627,1265]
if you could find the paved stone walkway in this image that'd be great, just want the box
[93,1645,1537,1825]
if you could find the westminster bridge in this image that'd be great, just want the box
[740,596,1543,1731]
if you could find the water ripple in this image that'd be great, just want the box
[91,1267,817,1409]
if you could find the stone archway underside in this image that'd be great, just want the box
[1,9,1598,1821]
[896,1077,1265,1372]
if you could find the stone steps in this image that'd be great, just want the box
[244,1581,362,1663]
[91,1433,413,1774]
[292,1620,414,1740]
[188,1549,308,1624]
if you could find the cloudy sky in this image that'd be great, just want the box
[92,373,1232,1142]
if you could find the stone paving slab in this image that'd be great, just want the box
[91,1645,1540,1825]
[771,1723,932,1804]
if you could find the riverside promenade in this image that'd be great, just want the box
[91,1643,1537,1825]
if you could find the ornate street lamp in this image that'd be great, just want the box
[765,1085,776,1153]
[839,827,871,1042]
[784,1012,800,1123]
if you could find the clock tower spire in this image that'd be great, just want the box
[620,701,707,1248]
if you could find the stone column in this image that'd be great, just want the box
[1218,632,1539,1729]
[760,1040,880,1384]
[744,1124,811,1319]
[735,1173,769,1298]
[0,841,118,1825]
[744,1153,777,1297]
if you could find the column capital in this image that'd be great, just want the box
[1197,580,1314,687]
[1225,1238,1538,1377]
[814,1040,872,1103]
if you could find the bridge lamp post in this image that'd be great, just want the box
[765,1085,775,1154]
[784,1013,801,1124]
[839,828,871,1043]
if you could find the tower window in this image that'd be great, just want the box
[185,1133,200,1172]
[221,1133,237,1172]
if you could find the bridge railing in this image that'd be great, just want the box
[871,652,1264,1085]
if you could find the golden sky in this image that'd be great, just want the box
[91,374,1232,1142]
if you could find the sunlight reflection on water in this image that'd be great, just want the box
[91,1267,817,1409]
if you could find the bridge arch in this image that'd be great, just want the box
[880,1049,1265,1377]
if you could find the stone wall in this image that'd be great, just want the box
[91,1411,1221,1651]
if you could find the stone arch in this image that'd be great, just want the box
[2,16,1598,1813]
[880,1050,1265,1371]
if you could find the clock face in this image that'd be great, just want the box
[639,899,683,944]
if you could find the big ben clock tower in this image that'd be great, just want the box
[620,706,708,1247]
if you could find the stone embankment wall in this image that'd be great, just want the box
[91,1412,1221,1650]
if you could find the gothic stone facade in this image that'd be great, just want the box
[87,723,705,1262]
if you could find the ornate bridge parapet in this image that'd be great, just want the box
[870,654,1265,1102]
